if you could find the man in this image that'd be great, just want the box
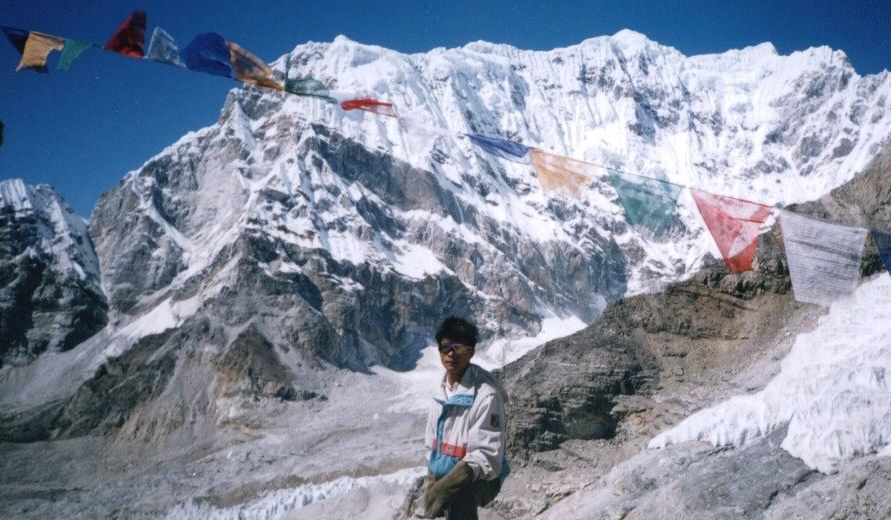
[422,317,509,519]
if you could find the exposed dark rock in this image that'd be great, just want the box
[494,140,891,518]
[215,325,297,400]
[89,117,627,374]
[498,329,658,457]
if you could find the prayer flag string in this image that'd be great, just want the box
[3,14,891,306]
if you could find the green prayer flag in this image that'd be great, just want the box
[58,40,91,71]
[285,77,324,95]
[283,56,337,104]
[608,169,683,237]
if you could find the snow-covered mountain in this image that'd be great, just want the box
[1,30,891,519]
[0,179,106,367]
[87,29,891,371]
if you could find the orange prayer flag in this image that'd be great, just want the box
[529,150,599,198]
[227,41,282,91]
[691,188,773,273]
[340,98,397,117]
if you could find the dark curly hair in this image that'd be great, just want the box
[435,316,479,347]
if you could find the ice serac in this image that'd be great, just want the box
[0,179,107,367]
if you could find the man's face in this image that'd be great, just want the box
[438,338,474,381]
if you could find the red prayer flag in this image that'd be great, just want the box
[340,98,397,117]
[691,188,773,273]
[104,11,146,58]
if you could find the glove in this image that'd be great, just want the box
[422,461,475,518]
[421,473,435,516]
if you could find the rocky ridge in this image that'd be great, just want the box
[0,179,106,367]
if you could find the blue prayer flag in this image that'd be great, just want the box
[873,229,891,277]
[466,133,532,163]
[1,26,29,55]
[183,32,232,78]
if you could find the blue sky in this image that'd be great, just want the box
[1,0,890,216]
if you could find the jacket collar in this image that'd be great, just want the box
[435,364,480,405]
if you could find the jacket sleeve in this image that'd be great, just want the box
[462,390,506,480]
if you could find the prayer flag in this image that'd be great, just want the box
[58,40,92,71]
[691,189,773,273]
[340,98,397,117]
[282,56,336,103]
[466,133,532,163]
[183,33,232,78]
[780,210,867,306]
[1,26,29,55]
[227,41,282,91]
[608,169,683,236]
[529,150,599,198]
[284,78,337,103]
[145,27,184,68]
[17,32,65,72]
[104,11,146,58]
[873,229,891,277]
[398,111,453,158]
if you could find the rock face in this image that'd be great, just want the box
[0,180,106,367]
[538,430,821,520]
[498,327,659,456]
[498,215,793,458]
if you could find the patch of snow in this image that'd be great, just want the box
[0,179,101,286]
[476,313,588,368]
[388,240,451,279]
[0,178,33,210]
[116,295,203,342]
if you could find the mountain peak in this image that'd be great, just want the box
[0,179,106,366]
[610,28,653,48]
[0,178,35,212]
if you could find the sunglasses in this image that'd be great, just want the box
[438,342,474,355]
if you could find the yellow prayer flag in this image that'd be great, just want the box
[17,32,65,72]
[529,150,600,198]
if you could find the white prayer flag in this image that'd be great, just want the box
[780,210,867,306]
